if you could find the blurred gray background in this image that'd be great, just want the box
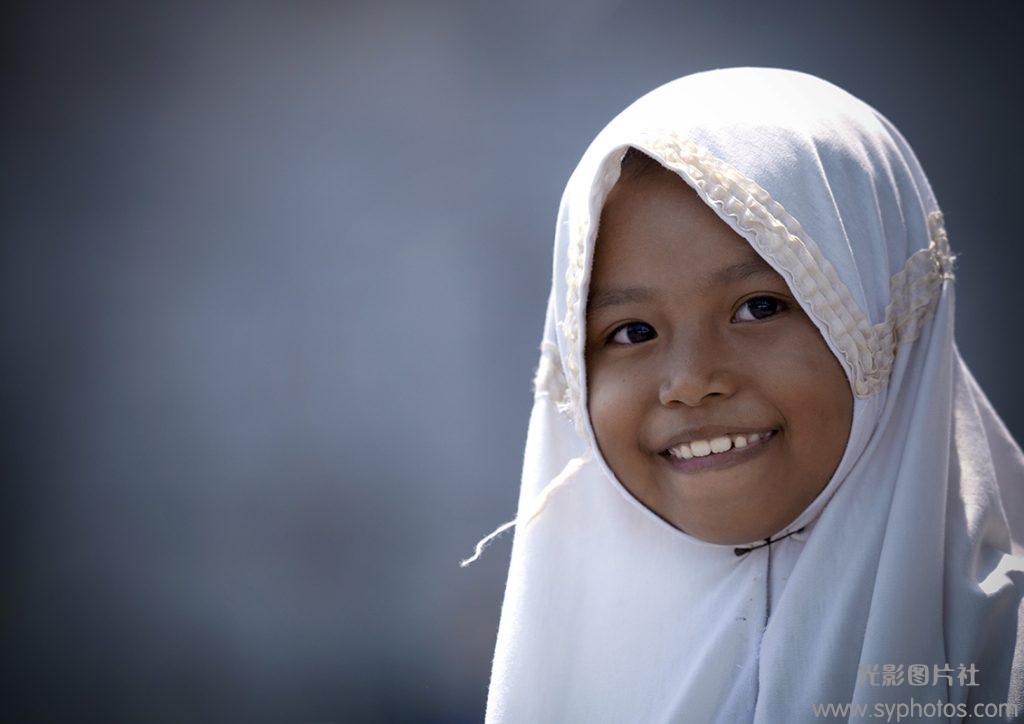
[4,1,1021,721]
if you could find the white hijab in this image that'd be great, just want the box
[467,68,1024,723]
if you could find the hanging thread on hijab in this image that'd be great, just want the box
[460,453,591,567]
[734,526,807,556]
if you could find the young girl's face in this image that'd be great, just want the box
[585,161,853,544]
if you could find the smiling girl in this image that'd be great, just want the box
[466,68,1024,723]
[586,149,853,545]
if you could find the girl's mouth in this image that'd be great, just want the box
[658,429,779,475]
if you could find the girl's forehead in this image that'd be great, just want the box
[590,167,787,296]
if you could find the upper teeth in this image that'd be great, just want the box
[667,432,772,459]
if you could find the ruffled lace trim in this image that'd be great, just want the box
[554,213,594,437]
[533,340,568,403]
[552,130,956,434]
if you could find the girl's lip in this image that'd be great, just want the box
[658,429,779,475]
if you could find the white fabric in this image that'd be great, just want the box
[479,68,1024,723]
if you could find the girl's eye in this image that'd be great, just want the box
[733,295,788,322]
[608,321,657,345]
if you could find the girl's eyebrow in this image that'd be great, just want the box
[588,286,652,312]
[588,258,779,312]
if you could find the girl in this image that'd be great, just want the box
[464,68,1024,722]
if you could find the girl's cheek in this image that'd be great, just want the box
[586,374,618,426]
[754,326,845,403]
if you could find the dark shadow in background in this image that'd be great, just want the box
[3,1,1021,721]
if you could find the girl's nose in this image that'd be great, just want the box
[657,329,736,408]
